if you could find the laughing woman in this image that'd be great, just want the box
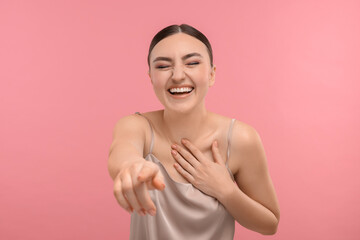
[108,24,280,239]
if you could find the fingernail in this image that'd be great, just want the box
[214,140,218,147]
[171,150,177,155]
[138,210,146,216]
[148,209,156,216]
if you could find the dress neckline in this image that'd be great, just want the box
[145,152,234,189]
[145,153,193,187]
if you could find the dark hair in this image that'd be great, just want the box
[147,24,213,68]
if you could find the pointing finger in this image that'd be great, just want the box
[138,163,165,190]
[137,163,158,182]
[152,171,165,190]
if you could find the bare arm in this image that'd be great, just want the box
[218,122,280,235]
[108,114,165,216]
[108,114,147,179]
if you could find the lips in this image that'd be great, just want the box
[168,87,194,95]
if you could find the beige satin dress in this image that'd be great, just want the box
[130,113,236,240]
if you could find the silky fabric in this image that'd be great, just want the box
[129,113,236,240]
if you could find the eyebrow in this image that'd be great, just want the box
[152,52,203,63]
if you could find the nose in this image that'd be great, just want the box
[171,65,185,82]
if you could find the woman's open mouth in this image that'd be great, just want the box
[168,87,194,95]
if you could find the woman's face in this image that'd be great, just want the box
[148,33,216,114]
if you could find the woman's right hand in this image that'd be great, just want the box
[113,160,165,216]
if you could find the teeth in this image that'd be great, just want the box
[169,87,193,93]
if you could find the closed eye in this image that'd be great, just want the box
[156,65,169,69]
[155,62,199,69]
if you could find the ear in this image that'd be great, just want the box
[209,65,216,87]
[148,70,153,84]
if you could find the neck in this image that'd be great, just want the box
[161,104,210,145]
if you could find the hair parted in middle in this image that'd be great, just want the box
[147,24,213,69]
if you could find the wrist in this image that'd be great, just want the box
[216,181,238,203]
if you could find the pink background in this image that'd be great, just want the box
[1,0,359,239]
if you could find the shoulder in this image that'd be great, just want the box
[111,113,150,157]
[113,112,148,134]
[232,120,262,148]
[230,120,266,173]
[113,111,163,142]
[113,111,163,155]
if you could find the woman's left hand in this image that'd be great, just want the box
[171,139,235,199]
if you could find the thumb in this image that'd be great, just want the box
[212,140,225,165]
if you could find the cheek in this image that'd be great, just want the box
[152,81,163,93]
[151,75,168,98]
[192,68,211,85]
[151,73,165,87]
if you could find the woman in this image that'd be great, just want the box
[108,24,280,239]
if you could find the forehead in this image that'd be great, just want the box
[150,33,209,59]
